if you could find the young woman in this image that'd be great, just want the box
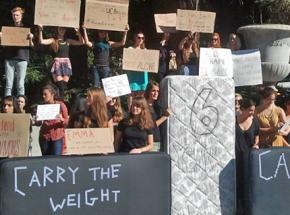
[68,88,113,128]
[115,97,154,153]
[227,33,241,51]
[158,32,173,82]
[1,96,21,113]
[236,99,259,215]
[38,84,69,155]
[107,97,124,125]
[38,25,84,98]
[208,32,222,48]
[17,94,28,113]
[0,7,34,96]
[145,81,171,151]
[255,87,289,147]
[83,25,129,87]
[178,31,200,76]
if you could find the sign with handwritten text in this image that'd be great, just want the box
[232,49,262,86]
[34,0,81,28]
[176,9,216,33]
[122,48,160,73]
[36,104,60,121]
[102,74,131,97]
[154,13,177,33]
[0,114,30,157]
[85,0,128,31]
[0,154,170,215]
[1,27,30,47]
[65,128,114,155]
[199,48,233,77]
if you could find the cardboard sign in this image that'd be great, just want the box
[122,48,160,73]
[1,27,30,47]
[0,114,30,157]
[36,104,60,121]
[232,49,263,86]
[65,128,114,154]
[154,13,177,33]
[34,0,81,28]
[0,154,171,215]
[199,48,233,77]
[176,9,216,33]
[102,74,131,97]
[85,0,128,31]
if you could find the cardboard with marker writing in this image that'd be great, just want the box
[154,13,177,33]
[1,27,30,47]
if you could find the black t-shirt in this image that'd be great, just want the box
[235,117,260,153]
[55,41,70,58]
[117,118,153,152]
[149,103,162,142]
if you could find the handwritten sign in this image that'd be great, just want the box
[85,0,128,31]
[154,13,177,33]
[34,0,81,28]
[36,104,60,121]
[0,154,171,214]
[1,27,30,47]
[232,49,263,86]
[199,48,233,77]
[122,48,160,73]
[0,114,30,157]
[102,74,131,97]
[176,9,216,33]
[64,128,114,155]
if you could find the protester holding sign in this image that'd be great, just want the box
[255,87,290,147]
[1,96,21,113]
[38,84,68,155]
[178,31,200,75]
[115,97,154,153]
[0,7,34,96]
[236,99,259,214]
[145,81,171,151]
[38,25,84,99]
[158,32,173,82]
[83,25,129,87]
[208,32,222,48]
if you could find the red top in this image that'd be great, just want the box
[40,101,69,141]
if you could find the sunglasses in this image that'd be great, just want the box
[212,38,218,41]
[137,36,144,40]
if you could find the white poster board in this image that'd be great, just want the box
[199,48,233,77]
[102,74,131,97]
[154,13,177,33]
[122,48,160,73]
[36,104,60,121]
[34,0,81,28]
[176,9,216,33]
[232,49,263,86]
[64,128,114,154]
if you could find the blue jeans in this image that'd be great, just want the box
[93,65,110,87]
[39,138,63,155]
[5,59,28,96]
[180,65,199,76]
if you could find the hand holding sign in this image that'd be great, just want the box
[36,104,60,121]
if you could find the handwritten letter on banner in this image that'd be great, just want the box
[34,0,81,28]
[0,114,30,157]
[122,48,160,73]
[154,13,177,33]
[176,9,216,33]
[65,128,114,155]
[199,48,233,77]
[102,74,131,97]
[232,49,263,86]
[1,27,30,46]
[85,0,128,31]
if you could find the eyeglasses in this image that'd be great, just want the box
[137,36,144,40]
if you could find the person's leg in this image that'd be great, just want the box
[98,66,110,87]
[4,60,15,96]
[51,139,63,155]
[93,66,101,87]
[15,60,28,96]
[39,138,49,155]
[54,75,65,99]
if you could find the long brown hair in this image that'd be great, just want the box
[51,27,67,53]
[127,97,153,129]
[111,97,124,123]
[84,87,109,128]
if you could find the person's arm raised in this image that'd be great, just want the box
[38,25,54,45]
[109,24,129,48]
[82,25,93,48]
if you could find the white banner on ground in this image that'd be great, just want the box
[232,49,263,86]
[199,48,233,77]
[36,104,60,121]
[102,74,131,97]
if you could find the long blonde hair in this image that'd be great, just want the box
[85,87,109,128]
